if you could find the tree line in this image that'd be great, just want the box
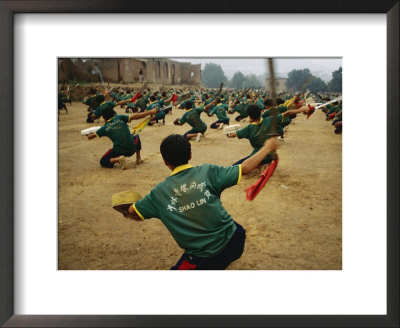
[201,63,342,93]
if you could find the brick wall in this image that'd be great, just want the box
[58,58,201,87]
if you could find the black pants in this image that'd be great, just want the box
[171,222,246,270]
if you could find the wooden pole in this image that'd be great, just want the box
[268,58,279,137]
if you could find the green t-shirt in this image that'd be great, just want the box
[262,105,288,118]
[233,102,249,117]
[179,107,207,132]
[133,164,242,257]
[95,115,136,155]
[135,95,149,110]
[84,94,105,110]
[210,104,229,121]
[256,99,264,109]
[179,96,195,109]
[145,101,158,111]
[146,101,165,119]
[236,115,283,160]
[93,101,117,118]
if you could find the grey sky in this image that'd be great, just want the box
[170,57,342,82]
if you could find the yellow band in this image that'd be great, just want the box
[237,164,242,185]
[132,203,144,221]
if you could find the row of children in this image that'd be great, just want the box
[312,93,342,134]
[81,86,318,170]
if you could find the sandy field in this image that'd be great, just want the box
[58,98,342,270]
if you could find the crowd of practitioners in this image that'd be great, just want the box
[58,85,342,169]
[58,84,342,270]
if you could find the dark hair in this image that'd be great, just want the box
[102,106,116,121]
[264,99,274,108]
[150,95,156,102]
[184,101,193,110]
[160,134,191,167]
[247,104,261,120]
[162,91,167,97]
[276,97,284,105]
[89,88,96,95]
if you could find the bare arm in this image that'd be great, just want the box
[165,94,173,103]
[116,98,133,106]
[241,138,278,175]
[129,108,158,121]
[282,105,310,118]
[204,99,217,111]
[87,133,97,140]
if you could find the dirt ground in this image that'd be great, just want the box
[58,99,342,270]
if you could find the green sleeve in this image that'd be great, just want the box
[118,115,129,124]
[236,125,250,139]
[209,107,217,115]
[262,110,271,118]
[178,113,186,124]
[134,191,159,219]
[210,165,241,194]
[93,103,105,117]
[95,126,106,138]
[96,94,105,103]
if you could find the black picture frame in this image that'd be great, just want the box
[0,1,398,327]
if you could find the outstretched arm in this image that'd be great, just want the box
[204,99,217,111]
[116,98,134,106]
[130,108,158,121]
[282,105,310,117]
[241,138,278,175]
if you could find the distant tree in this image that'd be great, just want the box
[308,76,327,93]
[230,71,246,89]
[241,74,262,89]
[201,63,228,88]
[285,68,312,92]
[327,66,342,92]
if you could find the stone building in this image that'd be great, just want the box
[265,77,288,94]
[58,58,201,87]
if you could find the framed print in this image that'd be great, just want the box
[1,1,398,327]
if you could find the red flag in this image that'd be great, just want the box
[131,92,141,103]
[328,112,336,120]
[306,104,315,119]
[172,94,178,104]
[245,155,279,201]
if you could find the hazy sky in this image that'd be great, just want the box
[170,58,342,82]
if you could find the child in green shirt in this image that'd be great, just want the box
[228,104,312,166]
[87,106,158,169]
[207,99,230,129]
[126,134,278,269]
[173,100,216,142]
